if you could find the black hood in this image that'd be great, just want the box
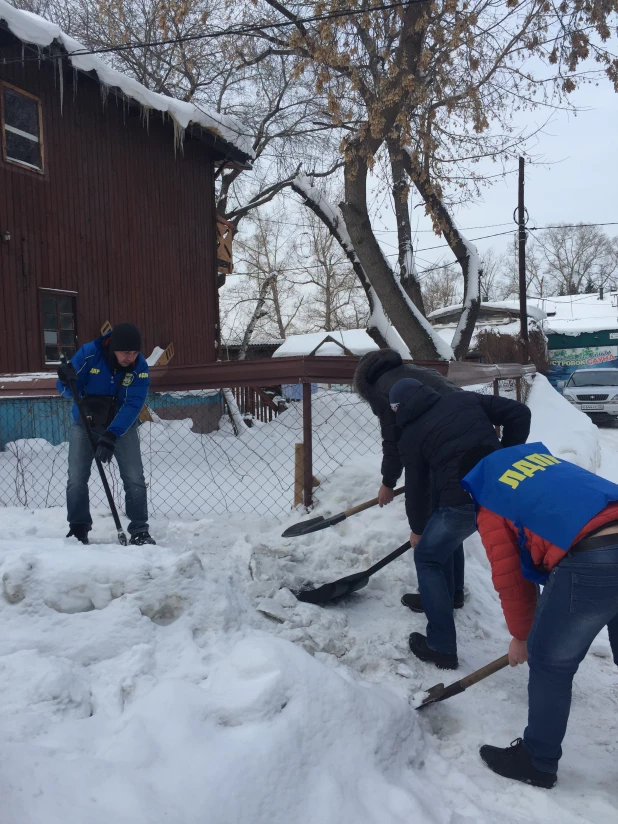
[353,349,402,401]
[395,381,441,426]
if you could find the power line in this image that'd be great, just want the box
[229,219,618,279]
[0,0,430,64]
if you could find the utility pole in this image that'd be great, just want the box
[517,157,529,357]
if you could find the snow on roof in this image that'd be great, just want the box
[0,0,254,161]
[527,294,618,335]
[429,300,547,322]
[272,330,380,358]
[432,316,544,349]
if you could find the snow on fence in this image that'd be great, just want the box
[0,360,535,519]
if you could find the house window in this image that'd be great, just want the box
[41,293,77,365]
[1,83,44,171]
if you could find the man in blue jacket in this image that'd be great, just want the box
[56,323,155,546]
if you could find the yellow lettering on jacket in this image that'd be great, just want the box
[498,469,527,489]
[498,453,561,489]
[138,372,148,379]
[90,368,100,374]
[513,459,544,477]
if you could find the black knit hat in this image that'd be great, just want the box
[109,323,142,352]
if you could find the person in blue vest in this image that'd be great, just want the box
[56,323,155,546]
[460,443,618,788]
[389,378,531,671]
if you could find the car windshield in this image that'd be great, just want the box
[568,371,618,387]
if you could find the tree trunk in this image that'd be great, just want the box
[340,148,447,360]
[403,152,480,360]
[388,141,426,314]
[238,274,275,360]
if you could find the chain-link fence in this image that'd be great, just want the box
[0,386,384,518]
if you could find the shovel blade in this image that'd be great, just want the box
[292,572,369,604]
[418,683,446,708]
[282,516,327,537]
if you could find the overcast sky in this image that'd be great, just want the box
[374,77,618,274]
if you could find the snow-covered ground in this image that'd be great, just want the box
[0,376,616,823]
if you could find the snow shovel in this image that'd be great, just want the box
[282,486,405,537]
[292,540,411,604]
[64,370,128,546]
[416,653,510,709]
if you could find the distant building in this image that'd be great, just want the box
[528,293,618,385]
[429,301,547,361]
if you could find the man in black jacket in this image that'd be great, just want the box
[389,378,531,670]
[354,349,468,607]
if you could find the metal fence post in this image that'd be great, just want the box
[302,381,313,508]
[493,378,501,438]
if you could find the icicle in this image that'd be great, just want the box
[99,81,109,110]
[141,105,150,133]
[37,46,42,69]
[21,43,25,66]
[173,119,185,156]
[57,56,64,114]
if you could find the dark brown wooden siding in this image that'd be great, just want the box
[0,40,219,373]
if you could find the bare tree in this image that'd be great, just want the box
[503,237,552,298]
[291,210,369,331]
[533,224,618,295]
[478,249,511,302]
[421,264,462,315]
[219,207,305,350]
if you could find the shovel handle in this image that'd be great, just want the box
[459,654,510,690]
[344,486,405,517]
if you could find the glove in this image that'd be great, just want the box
[94,430,117,463]
[57,361,77,384]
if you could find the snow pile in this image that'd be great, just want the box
[272,329,379,358]
[0,0,253,159]
[0,514,436,824]
[527,373,601,471]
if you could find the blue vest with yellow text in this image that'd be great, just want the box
[461,443,618,583]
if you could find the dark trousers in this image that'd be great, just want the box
[414,504,477,655]
[454,544,465,594]
[67,422,149,535]
[523,544,618,774]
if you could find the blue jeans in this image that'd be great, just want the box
[454,544,465,594]
[67,422,149,535]
[414,504,477,655]
[523,544,618,774]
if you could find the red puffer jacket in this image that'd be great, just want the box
[477,502,618,641]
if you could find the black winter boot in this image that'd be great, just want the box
[480,739,557,788]
[66,524,89,545]
[409,632,458,670]
[401,592,465,613]
[129,531,156,546]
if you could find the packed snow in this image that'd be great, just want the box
[0,0,253,159]
[0,377,616,823]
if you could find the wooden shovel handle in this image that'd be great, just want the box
[344,486,405,517]
[459,654,510,690]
